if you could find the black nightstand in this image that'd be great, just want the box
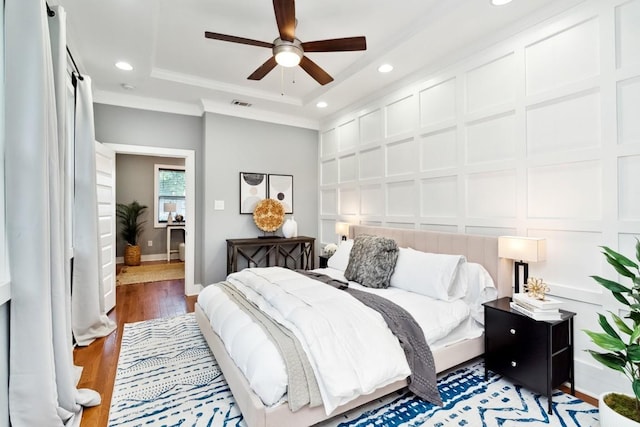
[319,255,330,268]
[483,297,576,414]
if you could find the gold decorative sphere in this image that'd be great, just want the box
[253,199,285,232]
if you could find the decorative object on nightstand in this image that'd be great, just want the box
[484,297,575,415]
[583,241,640,426]
[523,276,550,299]
[319,255,330,268]
[164,202,176,224]
[335,222,349,241]
[498,236,547,293]
[510,292,563,321]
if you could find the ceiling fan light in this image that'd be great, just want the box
[273,40,303,67]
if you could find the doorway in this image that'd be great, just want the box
[105,143,198,296]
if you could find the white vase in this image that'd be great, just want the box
[282,216,298,238]
[599,392,640,427]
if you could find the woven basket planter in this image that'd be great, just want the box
[124,244,141,266]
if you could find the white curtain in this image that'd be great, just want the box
[5,2,101,425]
[71,76,116,345]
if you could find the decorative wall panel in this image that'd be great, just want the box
[533,229,603,290]
[360,147,383,180]
[465,226,516,237]
[320,189,336,215]
[338,119,358,151]
[466,54,516,113]
[360,185,384,216]
[528,161,601,220]
[321,128,337,157]
[386,95,417,137]
[615,0,640,70]
[618,155,640,220]
[419,79,456,128]
[617,76,640,146]
[420,176,457,217]
[339,187,359,215]
[339,154,357,183]
[527,91,601,155]
[321,159,337,185]
[466,112,516,164]
[525,18,599,95]
[420,128,457,171]
[466,170,517,218]
[360,109,383,144]
[386,181,416,216]
[420,223,458,233]
[387,138,417,176]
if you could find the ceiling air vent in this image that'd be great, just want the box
[231,99,252,107]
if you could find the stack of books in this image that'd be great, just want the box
[510,293,563,321]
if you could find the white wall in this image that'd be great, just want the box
[319,0,640,398]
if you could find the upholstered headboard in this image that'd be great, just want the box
[349,225,512,298]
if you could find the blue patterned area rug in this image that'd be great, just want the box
[108,313,599,427]
[107,313,243,427]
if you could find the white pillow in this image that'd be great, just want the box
[326,239,354,272]
[461,262,498,324]
[390,248,466,301]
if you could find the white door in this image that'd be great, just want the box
[95,141,116,312]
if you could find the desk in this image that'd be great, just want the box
[226,236,315,274]
[166,224,185,262]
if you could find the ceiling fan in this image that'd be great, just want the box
[204,0,367,85]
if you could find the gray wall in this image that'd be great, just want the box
[115,154,184,257]
[203,113,319,284]
[94,104,204,284]
[94,104,320,288]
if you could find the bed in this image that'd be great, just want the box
[195,225,512,427]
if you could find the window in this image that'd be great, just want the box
[154,164,186,227]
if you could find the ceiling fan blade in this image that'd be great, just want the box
[248,56,278,80]
[273,0,296,42]
[299,56,333,85]
[205,31,273,49]
[301,36,367,52]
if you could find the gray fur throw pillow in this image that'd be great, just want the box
[344,235,399,288]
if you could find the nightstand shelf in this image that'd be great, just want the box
[483,297,576,414]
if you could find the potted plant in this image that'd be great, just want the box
[116,201,147,266]
[584,239,640,426]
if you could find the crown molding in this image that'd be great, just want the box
[93,90,203,116]
[200,99,319,130]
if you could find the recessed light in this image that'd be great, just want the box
[491,0,513,5]
[115,61,133,71]
[316,101,328,108]
[377,64,393,73]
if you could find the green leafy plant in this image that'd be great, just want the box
[583,239,640,422]
[116,201,147,246]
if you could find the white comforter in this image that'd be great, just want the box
[226,267,411,415]
[197,267,478,415]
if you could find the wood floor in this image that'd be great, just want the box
[73,263,197,427]
[73,266,596,427]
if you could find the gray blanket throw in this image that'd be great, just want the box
[297,270,443,406]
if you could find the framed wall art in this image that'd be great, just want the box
[268,174,293,214]
[239,172,267,214]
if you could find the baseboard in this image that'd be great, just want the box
[116,253,183,264]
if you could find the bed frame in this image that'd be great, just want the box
[195,226,512,427]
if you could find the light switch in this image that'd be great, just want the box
[214,200,225,210]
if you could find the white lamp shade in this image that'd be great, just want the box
[164,202,177,212]
[335,222,350,237]
[498,236,546,262]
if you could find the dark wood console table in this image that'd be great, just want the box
[226,236,315,275]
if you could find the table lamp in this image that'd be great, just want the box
[498,236,547,293]
[335,222,349,241]
[164,202,177,225]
